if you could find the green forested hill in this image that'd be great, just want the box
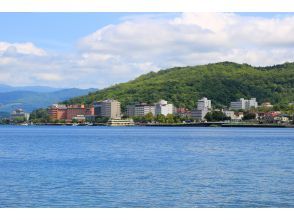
[64,62,294,110]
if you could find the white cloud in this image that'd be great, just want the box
[0,42,46,56]
[80,13,294,66]
[1,13,294,88]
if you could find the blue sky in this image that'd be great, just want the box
[0,13,128,51]
[0,13,179,51]
[0,12,294,88]
[0,12,290,51]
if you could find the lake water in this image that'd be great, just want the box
[0,126,293,207]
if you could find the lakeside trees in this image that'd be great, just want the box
[133,113,189,124]
[243,112,257,121]
[29,108,50,123]
[205,111,230,122]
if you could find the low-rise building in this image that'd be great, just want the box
[72,115,86,123]
[191,109,208,121]
[274,114,290,123]
[107,118,135,126]
[223,110,244,122]
[233,112,244,121]
[261,102,273,109]
[175,107,191,118]
[260,111,281,123]
[10,109,30,121]
[223,110,235,119]
[155,100,174,116]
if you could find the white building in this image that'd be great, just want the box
[230,98,258,110]
[223,110,235,119]
[10,109,30,121]
[223,110,243,122]
[155,100,174,116]
[197,97,211,110]
[72,115,86,122]
[191,97,212,121]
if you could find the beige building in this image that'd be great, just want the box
[93,99,121,119]
[261,102,273,109]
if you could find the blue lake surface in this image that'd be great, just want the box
[0,126,293,207]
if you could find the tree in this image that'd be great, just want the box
[155,114,166,123]
[205,111,230,122]
[72,119,78,123]
[165,114,175,124]
[144,112,154,123]
[133,116,146,123]
[62,62,294,111]
[95,117,109,123]
[243,112,256,120]
[11,116,26,123]
[30,108,50,123]
[0,118,10,124]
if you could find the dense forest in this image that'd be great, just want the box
[63,62,294,110]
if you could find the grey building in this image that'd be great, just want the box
[230,98,258,110]
[191,97,211,121]
[126,105,135,117]
[93,99,121,119]
[191,109,208,121]
[126,103,155,117]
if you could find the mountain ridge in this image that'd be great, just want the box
[0,88,97,113]
[63,61,294,110]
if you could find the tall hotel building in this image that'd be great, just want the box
[93,99,121,119]
[126,103,155,117]
[48,104,94,121]
[230,98,258,110]
[191,97,212,121]
[48,104,67,120]
[66,104,86,121]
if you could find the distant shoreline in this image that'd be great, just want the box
[1,122,294,128]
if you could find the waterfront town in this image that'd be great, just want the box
[3,97,294,127]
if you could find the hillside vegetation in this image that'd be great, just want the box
[64,62,294,110]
